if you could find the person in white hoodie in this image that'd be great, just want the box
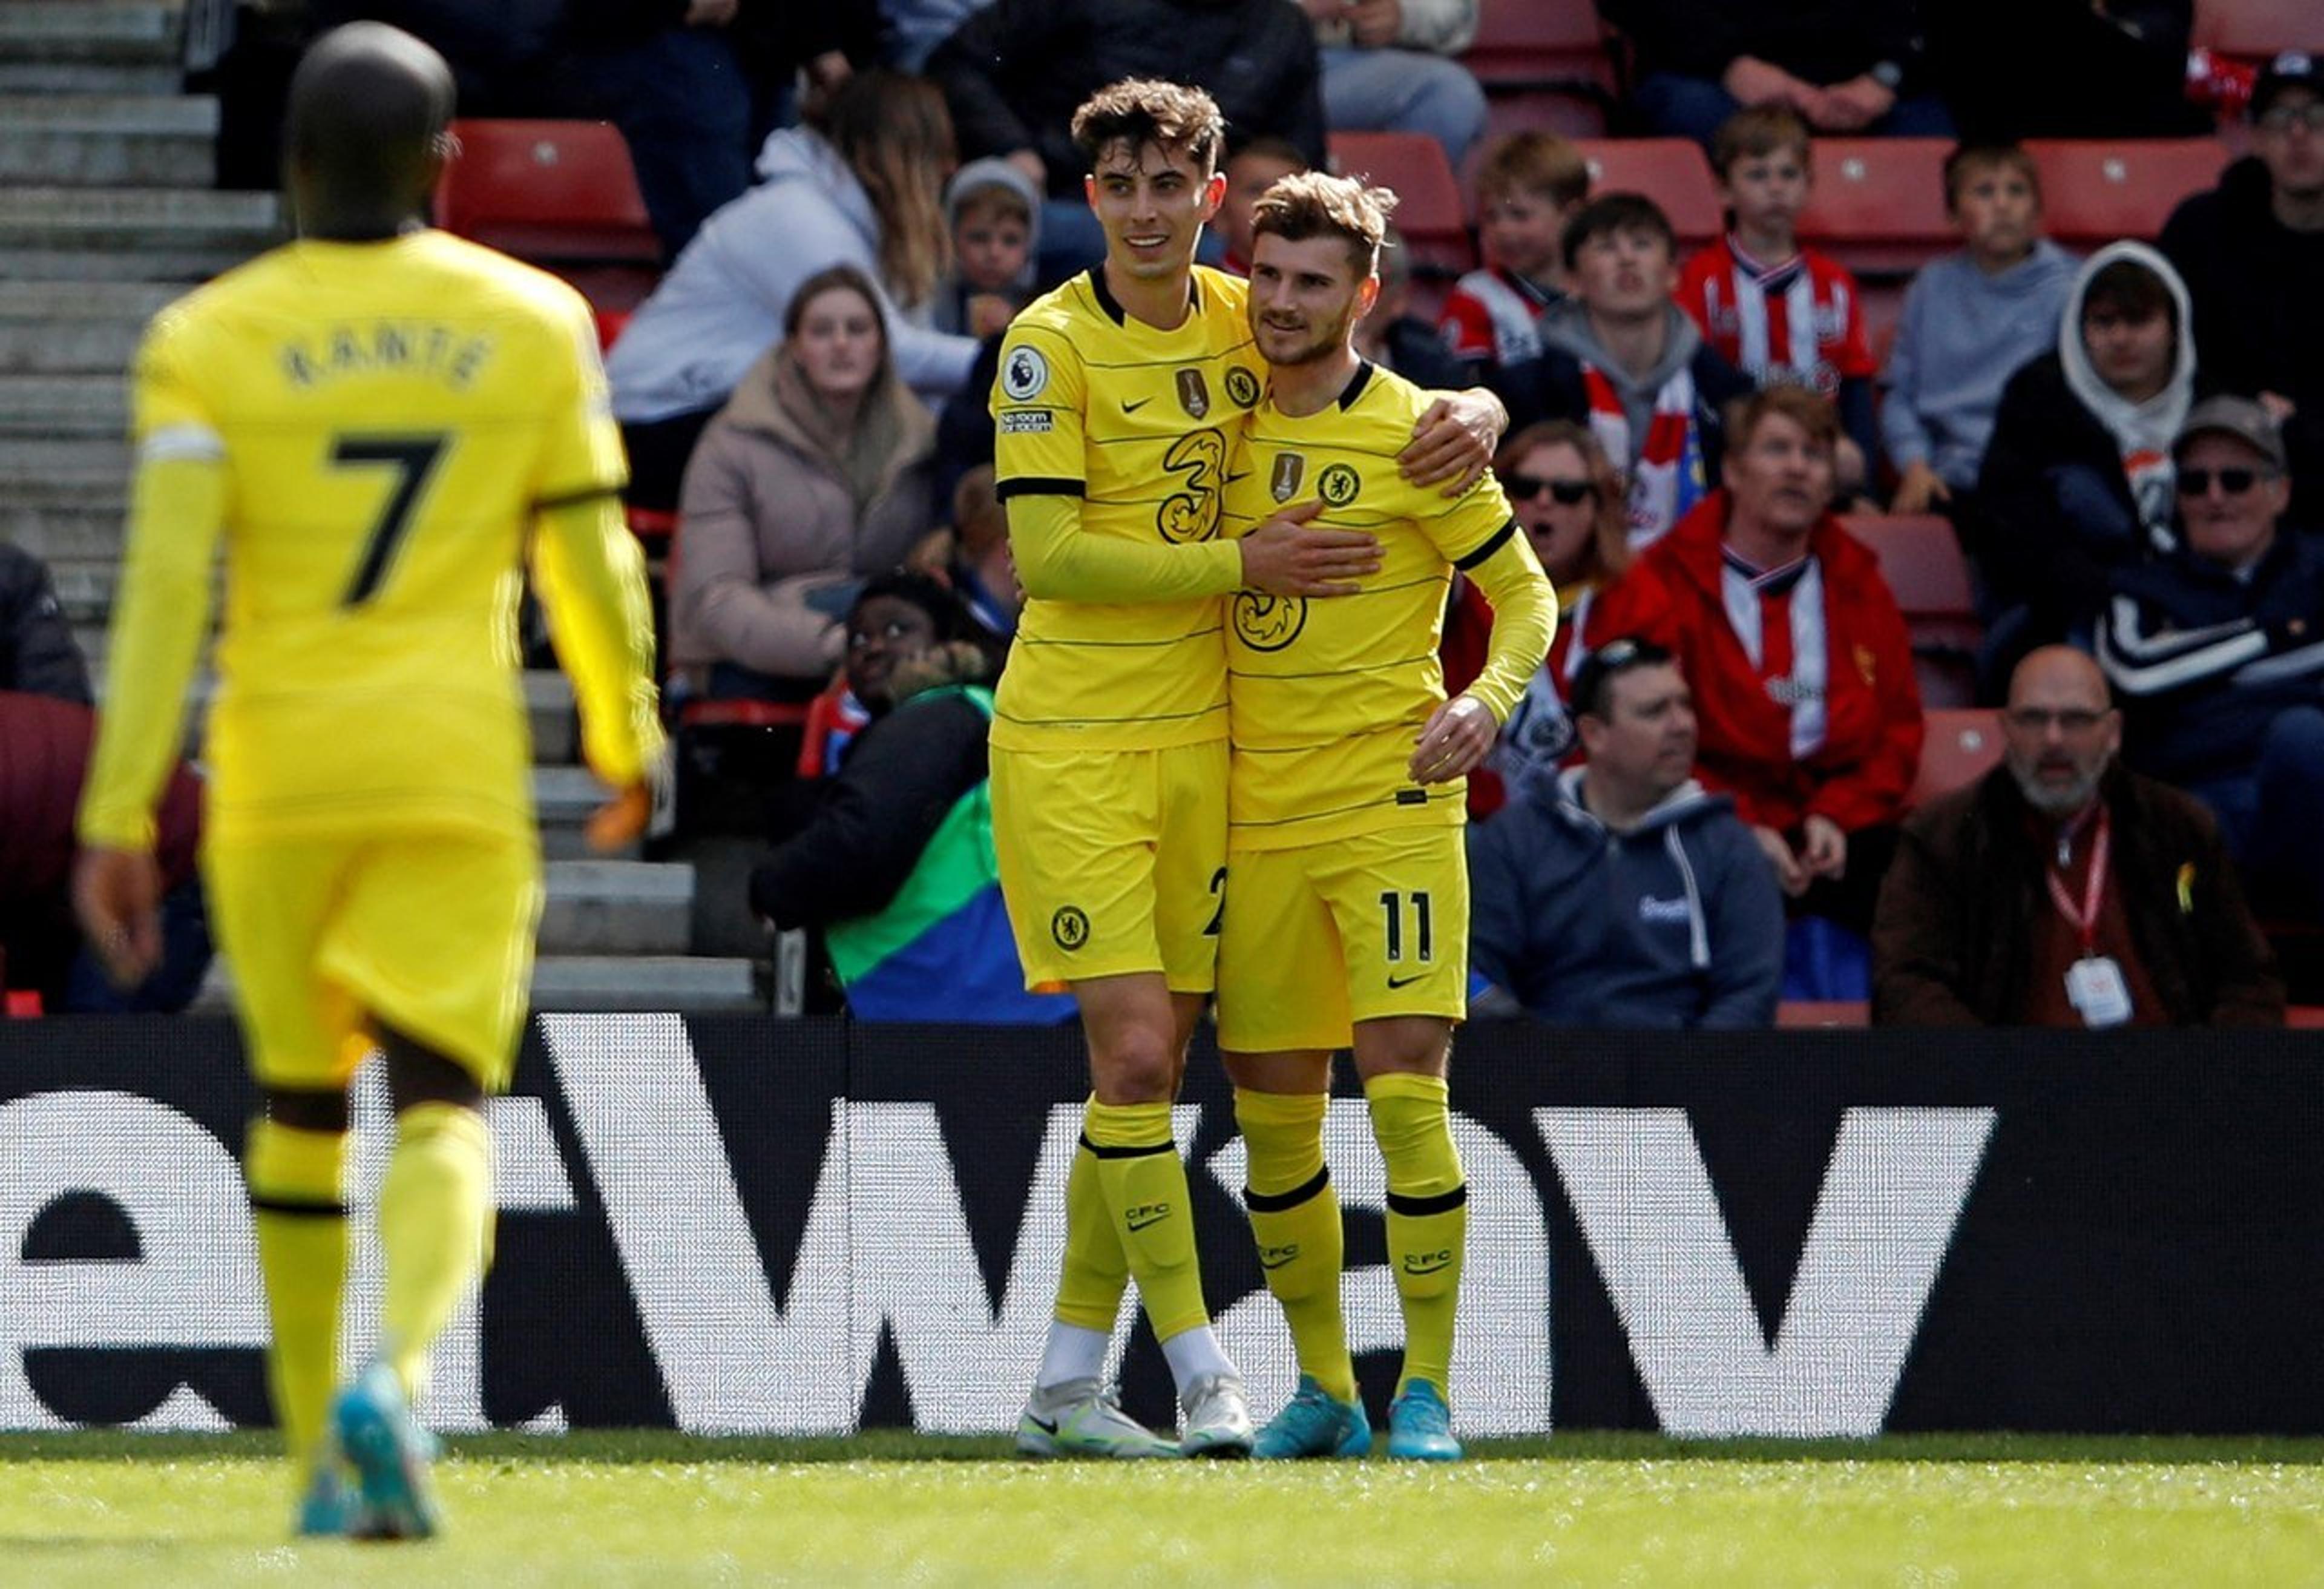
[607,69,977,508]
[1468,639,1785,1028]
[1975,240,2196,656]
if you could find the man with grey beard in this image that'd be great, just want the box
[1870,646,2282,1027]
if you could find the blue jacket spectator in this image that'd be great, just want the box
[1468,640,1784,1028]
[2097,397,2324,922]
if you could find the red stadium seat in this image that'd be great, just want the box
[436,119,663,314]
[1777,1001,1870,1027]
[1841,513,1981,706]
[1795,139,1954,278]
[1911,709,2004,808]
[2194,0,2324,55]
[2288,1005,2324,1029]
[1466,0,1615,90]
[1328,130,1475,277]
[2022,139,2234,248]
[1572,139,1722,248]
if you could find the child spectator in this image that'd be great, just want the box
[934,157,1040,340]
[1354,225,1468,389]
[1676,105,1880,490]
[1438,132,1589,380]
[1218,135,1308,277]
[1977,243,2196,651]
[1499,193,1754,548]
[944,465,1023,674]
[1883,142,2076,515]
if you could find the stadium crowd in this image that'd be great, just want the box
[30,2,2324,1033]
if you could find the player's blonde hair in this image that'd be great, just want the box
[811,71,955,309]
[1250,169,1399,277]
[1072,79,1227,175]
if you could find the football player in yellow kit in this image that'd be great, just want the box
[990,79,1509,1458]
[73,22,661,1538]
[1216,173,1555,1462]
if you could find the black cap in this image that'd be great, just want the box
[2253,51,2323,120]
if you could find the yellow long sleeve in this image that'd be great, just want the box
[531,494,665,789]
[1457,530,1557,726]
[77,455,223,852]
[1006,494,1245,606]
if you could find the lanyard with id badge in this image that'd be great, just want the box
[2049,809,2132,1028]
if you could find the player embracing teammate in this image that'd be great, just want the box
[990,77,1535,1459]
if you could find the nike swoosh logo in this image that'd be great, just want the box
[1259,1253,1296,1270]
[1387,973,1428,990]
[1404,1256,1453,1275]
[1028,1415,1059,1435]
[1127,1211,1169,1231]
[1123,396,1152,413]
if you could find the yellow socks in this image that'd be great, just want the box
[246,1117,350,1482]
[1235,1088,1354,1404]
[1053,1116,1131,1333]
[376,1102,494,1403]
[1083,1099,1210,1342]
[1365,1072,1466,1395]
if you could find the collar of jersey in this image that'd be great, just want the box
[1086,265,1201,327]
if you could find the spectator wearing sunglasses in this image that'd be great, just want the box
[1443,421,1630,817]
[2098,396,2324,925]
[2160,53,2324,527]
[1873,645,2280,1027]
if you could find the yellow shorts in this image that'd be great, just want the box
[991,739,1228,992]
[203,827,543,1093]
[1215,823,1469,1054]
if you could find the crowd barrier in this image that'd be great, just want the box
[3,1015,2320,1438]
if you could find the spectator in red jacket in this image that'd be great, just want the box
[1598,384,1923,930]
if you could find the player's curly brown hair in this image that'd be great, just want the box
[1071,79,1226,175]
[1250,169,1399,277]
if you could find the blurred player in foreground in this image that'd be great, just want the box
[1218,173,1554,1461]
[73,21,663,1539]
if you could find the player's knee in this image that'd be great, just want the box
[263,1086,349,1134]
[1088,1029,1180,1104]
[381,1026,487,1115]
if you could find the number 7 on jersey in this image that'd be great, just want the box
[331,433,447,608]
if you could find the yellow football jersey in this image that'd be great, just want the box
[1222,361,1540,850]
[80,231,658,849]
[989,263,1267,751]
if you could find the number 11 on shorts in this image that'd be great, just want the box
[1379,890,1433,962]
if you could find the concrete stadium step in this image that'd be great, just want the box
[0,436,128,476]
[0,187,282,281]
[0,473,126,557]
[531,955,761,1012]
[536,765,632,858]
[194,950,764,1016]
[0,374,128,439]
[0,280,174,372]
[540,860,693,955]
[0,3,184,67]
[0,94,216,185]
[0,61,181,96]
[74,664,583,766]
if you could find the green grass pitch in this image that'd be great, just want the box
[7,1431,2324,1586]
